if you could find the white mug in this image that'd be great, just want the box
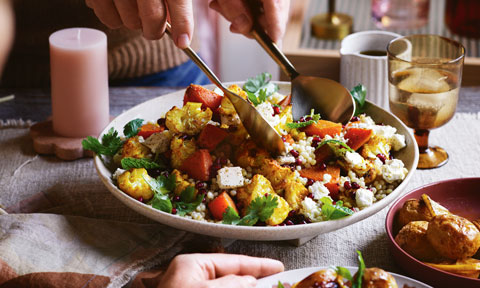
[340,31,403,110]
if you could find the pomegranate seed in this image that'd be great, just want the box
[306,178,315,187]
[300,117,306,122]
[319,163,327,170]
[289,149,299,157]
[171,208,177,214]
[137,197,144,203]
[307,193,314,199]
[344,181,352,190]
[377,153,387,164]
[288,210,296,218]
[305,116,313,121]
[352,182,360,189]
[281,136,286,142]
[202,197,207,203]
[198,188,207,195]
[220,158,228,165]
[295,158,302,165]
[196,182,206,189]
[312,136,321,142]
[157,118,166,126]
[351,116,360,122]
[273,106,281,115]
[161,171,170,178]
[286,220,294,225]
[173,196,181,202]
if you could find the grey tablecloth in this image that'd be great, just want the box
[1,87,480,284]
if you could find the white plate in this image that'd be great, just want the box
[94,82,419,241]
[257,266,432,288]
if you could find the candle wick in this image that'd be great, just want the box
[76,29,81,41]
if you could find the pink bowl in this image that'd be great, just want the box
[386,177,480,288]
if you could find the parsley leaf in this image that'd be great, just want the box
[243,72,279,96]
[121,157,164,170]
[82,127,123,156]
[351,84,366,116]
[317,139,354,157]
[175,186,204,216]
[222,194,278,226]
[151,193,172,213]
[143,173,177,213]
[320,197,354,220]
[123,118,144,138]
[286,110,321,129]
[333,266,353,281]
[277,281,286,288]
[353,251,366,288]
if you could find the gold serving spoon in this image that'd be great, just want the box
[165,22,285,155]
[246,0,355,124]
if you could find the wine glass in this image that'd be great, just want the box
[387,35,465,169]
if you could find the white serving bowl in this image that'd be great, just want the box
[94,82,418,241]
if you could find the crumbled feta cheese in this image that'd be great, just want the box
[112,168,126,180]
[372,125,396,138]
[216,167,245,189]
[268,92,286,104]
[345,151,367,170]
[381,159,408,183]
[300,197,323,222]
[322,173,332,183]
[277,155,295,164]
[256,102,280,127]
[308,181,331,201]
[356,188,374,208]
[138,136,145,143]
[143,130,172,154]
[391,134,406,151]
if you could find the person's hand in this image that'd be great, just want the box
[0,0,14,75]
[85,0,193,48]
[209,0,290,43]
[159,253,284,288]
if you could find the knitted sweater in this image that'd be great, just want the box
[1,0,189,88]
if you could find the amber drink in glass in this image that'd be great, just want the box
[387,35,465,169]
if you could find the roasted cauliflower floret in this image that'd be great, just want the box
[274,105,293,135]
[257,159,292,191]
[165,102,212,135]
[171,169,194,196]
[121,136,152,159]
[284,174,309,211]
[170,135,197,169]
[235,140,271,169]
[217,84,248,127]
[236,174,290,225]
[361,135,391,160]
[117,168,154,200]
[338,151,377,183]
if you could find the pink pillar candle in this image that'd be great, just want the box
[49,28,109,137]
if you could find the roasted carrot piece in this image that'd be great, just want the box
[208,191,238,220]
[197,124,228,151]
[299,165,341,196]
[183,84,223,112]
[278,94,291,109]
[314,144,334,164]
[344,128,373,150]
[302,120,342,138]
[180,149,213,181]
[283,134,295,144]
[137,123,164,139]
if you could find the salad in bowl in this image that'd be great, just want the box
[85,73,416,237]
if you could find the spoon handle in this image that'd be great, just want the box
[246,0,299,79]
[164,22,228,93]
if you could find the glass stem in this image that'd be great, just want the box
[414,129,430,153]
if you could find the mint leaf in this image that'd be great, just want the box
[82,127,123,156]
[243,72,279,96]
[246,90,261,106]
[123,118,143,138]
[277,281,286,288]
[351,84,366,116]
[320,197,354,220]
[334,266,353,281]
[151,193,172,213]
[286,112,321,129]
[353,251,366,288]
[318,139,354,156]
[175,192,204,216]
[121,157,164,170]
[222,195,278,226]
[180,186,195,203]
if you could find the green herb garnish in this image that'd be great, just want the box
[82,127,123,156]
[351,84,367,116]
[277,281,285,288]
[320,197,354,220]
[151,193,173,213]
[222,194,278,226]
[246,89,268,106]
[121,157,164,170]
[175,186,204,216]
[243,72,279,96]
[333,266,353,281]
[123,118,144,138]
[143,173,176,213]
[317,139,354,157]
[353,251,366,288]
[286,109,321,129]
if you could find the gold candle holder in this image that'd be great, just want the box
[311,0,353,40]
